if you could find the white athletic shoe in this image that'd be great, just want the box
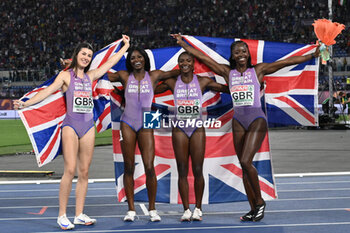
[149,210,161,222]
[181,209,192,221]
[192,207,202,221]
[123,210,136,222]
[57,214,75,230]
[73,213,96,225]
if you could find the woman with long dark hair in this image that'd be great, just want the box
[14,35,130,230]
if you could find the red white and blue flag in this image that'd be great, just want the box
[18,39,123,167]
[112,107,276,204]
[18,78,66,167]
[18,35,318,204]
[111,35,320,204]
[112,35,318,203]
[180,36,320,127]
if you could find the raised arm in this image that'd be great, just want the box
[13,71,69,109]
[154,82,170,95]
[172,34,230,80]
[108,70,130,88]
[154,78,176,94]
[60,58,72,70]
[255,45,320,79]
[108,72,122,82]
[87,35,130,81]
[150,69,180,83]
[200,76,229,93]
[207,80,230,93]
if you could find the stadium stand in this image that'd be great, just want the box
[0,0,349,96]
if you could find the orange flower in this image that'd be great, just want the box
[313,19,345,46]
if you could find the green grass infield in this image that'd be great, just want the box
[0,119,112,155]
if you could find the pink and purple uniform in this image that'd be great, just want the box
[121,72,154,132]
[174,75,202,137]
[62,69,94,138]
[229,68,267,130]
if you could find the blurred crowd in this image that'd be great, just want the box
[0,0,350,96]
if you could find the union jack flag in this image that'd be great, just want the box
[18,39,123,167]
[111,35,318,203]
[18,77,66,167]
[113,114,275,204]
[180,36,320,127]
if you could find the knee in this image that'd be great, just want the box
[79,168,89,180]
[124,163,135,176]
[177,163,188,178]
[242,172,249,181]
[64,167,76,179]
[240,160,251,171]
[192,165,203,178]
[143,164,155,178]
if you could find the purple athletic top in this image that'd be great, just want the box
[174,75,202,137]
[229,67,266,130]
[62,69,94,138]
[121,72,154,131]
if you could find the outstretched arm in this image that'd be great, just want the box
[154,82,170,94]
[87,35,130,81]
[158,69,180,81]
[150,69,180,85]
[154,78,176,94]
[172,34,230,80]
[108,72,121,82]
[108,70,129,88]
[200,76,229,93]
[255,45,320,80]
[13,71,68,109]
[108,70,128,83]
[60,58,72,70]
[207,81,230,93]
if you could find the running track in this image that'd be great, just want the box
[0,173,350,233]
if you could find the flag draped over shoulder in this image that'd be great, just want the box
[18,39,123,167]
[111,34,320,204]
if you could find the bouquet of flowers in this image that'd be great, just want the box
[312,19,345,61]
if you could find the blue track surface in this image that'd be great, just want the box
[0,176,350,233]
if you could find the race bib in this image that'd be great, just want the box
[176,99,201,120]
[73,91,94,113]
[230,85,254,106]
